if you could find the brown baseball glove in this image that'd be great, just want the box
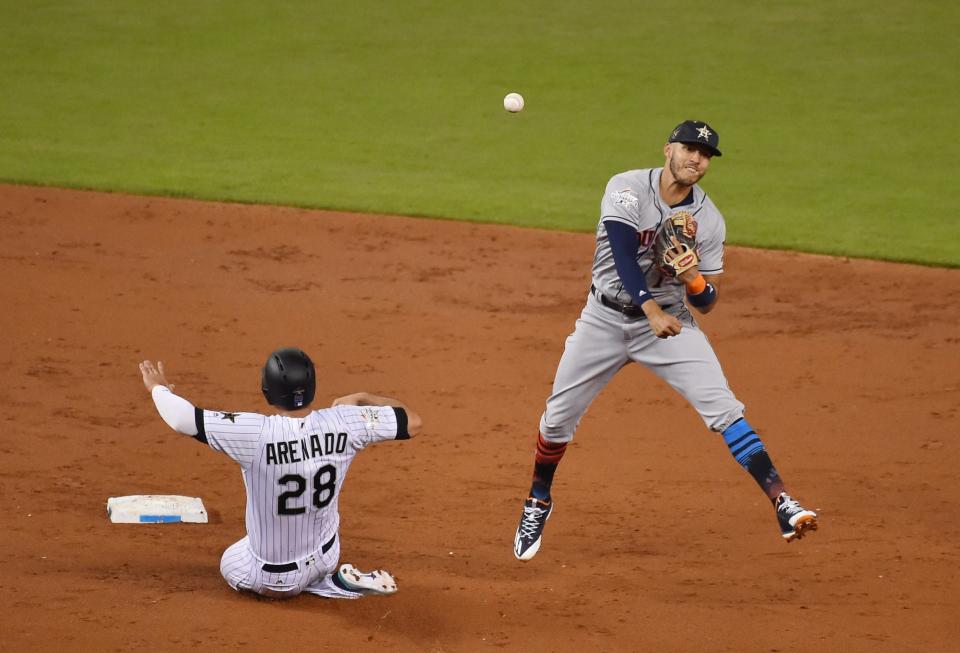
[654,211,700,277]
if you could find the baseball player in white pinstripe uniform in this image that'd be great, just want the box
[139,347,421,600]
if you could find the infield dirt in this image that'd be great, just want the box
[1,184,958,652]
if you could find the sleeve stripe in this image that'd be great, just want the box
[601,215,637,227]
[193,407,208,444]
[393,407,410,440]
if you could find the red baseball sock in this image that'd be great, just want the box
[530,433,567,501]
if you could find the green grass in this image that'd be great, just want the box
[1,1,957,265]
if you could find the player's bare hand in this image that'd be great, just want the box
[649,313,682,338]
[642,303,682,339]
[140,360,172,392]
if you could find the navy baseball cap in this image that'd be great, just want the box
[668,120,722,157]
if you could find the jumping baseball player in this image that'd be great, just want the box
[513,120,818,561]
[139,347,422,599]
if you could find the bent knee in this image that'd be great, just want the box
[708,405,746,433]
[256,585,302,600]
[538,415,575,444]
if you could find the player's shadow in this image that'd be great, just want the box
[277,581,463,645]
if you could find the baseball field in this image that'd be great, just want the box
[1,1,958,651]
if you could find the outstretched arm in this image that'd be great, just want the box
[332,392,422,437]
[140,360,199,436]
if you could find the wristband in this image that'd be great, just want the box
[684,274,706,295]
[687,282,717,308]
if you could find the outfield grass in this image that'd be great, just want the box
[1,1,957,265]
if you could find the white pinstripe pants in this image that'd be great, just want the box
[219,535,362,599]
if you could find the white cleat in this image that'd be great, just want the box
[336,563,398,595]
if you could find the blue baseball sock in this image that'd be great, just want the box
[722,418,785,500]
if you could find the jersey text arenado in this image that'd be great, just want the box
[266,432,348,465]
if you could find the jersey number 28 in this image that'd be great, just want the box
[276,464,337,515]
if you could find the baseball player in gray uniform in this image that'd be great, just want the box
[513,120,818,561]
[139,348,422,599]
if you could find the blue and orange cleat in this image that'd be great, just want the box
[775,492,818,542]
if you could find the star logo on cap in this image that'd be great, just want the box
[697,125,712,140]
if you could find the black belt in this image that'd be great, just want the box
[591,284,672,318]
[261,533,336,573]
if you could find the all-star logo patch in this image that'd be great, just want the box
[359,407,381,430]
[610,188,638,208]
[220,411,239,423]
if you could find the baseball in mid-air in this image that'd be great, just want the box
[503,92,524,113]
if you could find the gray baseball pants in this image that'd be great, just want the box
[539,290,745,443]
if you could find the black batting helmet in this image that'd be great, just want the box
[261,347,316,410]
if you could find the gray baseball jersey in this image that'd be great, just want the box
[594,167,726,306]
[539,166,744,443]
[196,404,403,564]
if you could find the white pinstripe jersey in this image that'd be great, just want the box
[195,404,404,564]
[594,167,726,306]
